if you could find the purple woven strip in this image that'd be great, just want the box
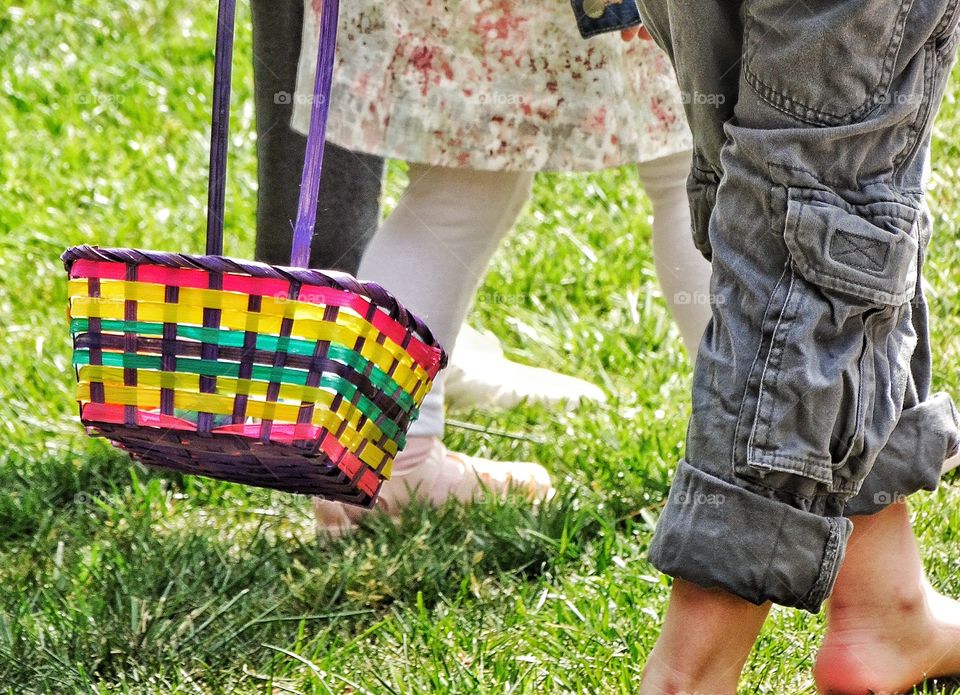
[295,304,338,438]
[123,264,139,427]
[289,0,340,268]
[160,284,179,415]
[88,277,104,404]
[197,272,224,434]
[203,0,339,266]
[258,280,301,444]
[205,0,237,256]
[232,294,261,424]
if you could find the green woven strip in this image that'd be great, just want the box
[73,348,408,443]
[70,318,416,413]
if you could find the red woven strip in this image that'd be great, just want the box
[71,259,126,280]
[71,260,295,296]
[141,265,209,290]
[82,403,198,432]
[317,434,381,497]
[222,273,291,297]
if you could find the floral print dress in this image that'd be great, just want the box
[292,0,692,172]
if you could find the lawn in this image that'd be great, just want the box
[1,2,959,693]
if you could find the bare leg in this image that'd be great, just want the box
[640,579,770,695]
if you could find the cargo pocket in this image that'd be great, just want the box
[736,188,919,494]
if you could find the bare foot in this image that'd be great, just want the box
[815,579,960,695]
[814,502,960,694]
[640,579,770,695]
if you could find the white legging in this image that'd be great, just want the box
[358,149,712,437]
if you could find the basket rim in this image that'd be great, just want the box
[62,244,448,367]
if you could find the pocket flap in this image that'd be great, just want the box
[784,190,919,306]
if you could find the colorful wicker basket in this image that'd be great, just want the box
[61,0,447,507]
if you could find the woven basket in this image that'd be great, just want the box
[61,0,447,507]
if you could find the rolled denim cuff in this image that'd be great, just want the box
[648,460,853,613]
[844,392,960,516]
[570,0,643,39]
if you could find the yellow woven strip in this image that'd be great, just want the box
[76,382,396,471]
[77,364,399,452]
[69,281,431,390]
[69,279,429,380]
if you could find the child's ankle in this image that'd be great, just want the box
[641,658,739,695]
[827,575,928,622]
[390,436,440,475]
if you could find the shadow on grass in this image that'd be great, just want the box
[0,448,610,691]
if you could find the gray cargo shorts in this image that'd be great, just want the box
[635,0,960,612]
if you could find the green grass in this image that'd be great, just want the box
[2,2,960,692]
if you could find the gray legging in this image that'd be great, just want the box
[251,0,383,273]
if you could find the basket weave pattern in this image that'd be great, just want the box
[63,246,446,506]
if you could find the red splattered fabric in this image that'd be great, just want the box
[292,1,691,172]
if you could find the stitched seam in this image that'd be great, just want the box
[894,42,938,174]
[933,0,960,42]
[749,451,834,484]
[744,70,879,127]
[831,231,890,273]
[741,476,843,506]
[768,162,914,194]
[757,269,794,443]
[791,188,919,222]
[732,262,790,477]
[747,267,796,462]
[758,506,788,607]
[797,267,910,303]
[751,450,832,465]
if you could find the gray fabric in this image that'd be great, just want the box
[638,0,960,612]
[251,0,384,273]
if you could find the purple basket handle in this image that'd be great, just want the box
[205,0,339,268]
